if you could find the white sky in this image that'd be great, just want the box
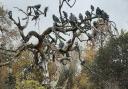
[1,0,128,31]
[0,0,128,44]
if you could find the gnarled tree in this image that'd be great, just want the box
[0,0,118,88]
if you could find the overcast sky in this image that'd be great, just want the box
[0,0,128,45]
[1,0,128,32]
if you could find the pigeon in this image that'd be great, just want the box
[93,21,98,28]
[87,33,93,41]
[91,5,94,11]
[8,11,12,19]
[69,13,77,22]
[61,17,65,23]
[79,13,84,21]
[63,11,68,19]
[75,42,80,52]
[96,7,102,16]
[59,41,64,49]
[52,14,60,23]
[101,10,109,20]
[85,10,91,18]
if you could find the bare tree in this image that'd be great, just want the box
[0,0,119,88]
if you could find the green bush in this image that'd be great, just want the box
[16,80,46,89]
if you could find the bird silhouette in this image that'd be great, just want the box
[85,10,91,18]
[69,13,77,22]
[96,7,102,16]
[87,33,93,41]
[59,41,64,49]
[93,21,98,28]
[91,5,94,11]
[74,42,80,52]
[79,13,83,21]
[61,17,65,23]
[52,14,60,23]
[101,10,109,20]
[63,11,68,20]
[8,11,12,19]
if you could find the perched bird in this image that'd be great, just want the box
[101,10,109,21]
[79,13,84,21]
[104,13,109,21]
[74,42,80,52]
[69,13,77,22]
[34,4,41,10]
[59,41,64,49]
[91,5,94,11]
[61,17,65,23]
[63,11,68,20]
[87,33,93,41]
[96,7,102,16]
[52,14,60,23]
[44,7,48,17]
[93,21,98,28]
[85,10,91,18]
[8,11,12,19]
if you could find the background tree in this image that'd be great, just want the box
[0,6,20,89]
[88,31,128,89]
